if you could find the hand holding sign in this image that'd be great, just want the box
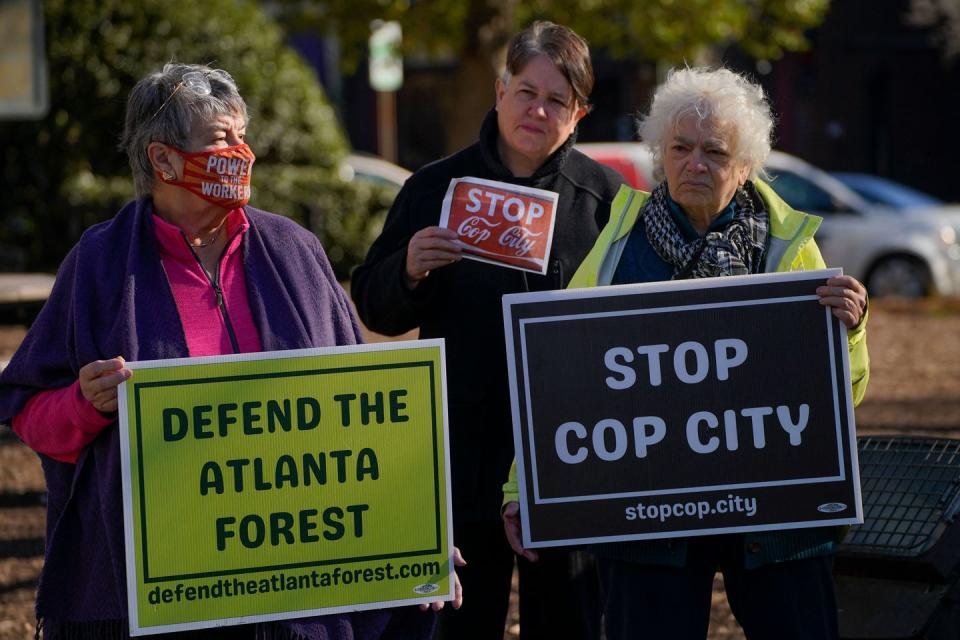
[502,501,538,562]
[404,227,462,289]
[420,546,466,611]
[80,356,132,413]
[817,275,867,328]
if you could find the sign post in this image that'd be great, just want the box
[503,270,862,548]
[368,20,402,163]
[0,0,49,119]
[118,340,452,635]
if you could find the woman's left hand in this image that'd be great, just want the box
[79,356,133,413]
[817,275,868,329]
[419,546,466,612]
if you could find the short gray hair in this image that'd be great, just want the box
[121,63,248,197]
[503,21,594,110]
[638,67,773,182]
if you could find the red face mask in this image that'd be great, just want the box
[159,144,255,209]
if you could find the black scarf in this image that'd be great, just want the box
[642,181,769,279]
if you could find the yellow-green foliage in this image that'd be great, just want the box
[273,0,831,69]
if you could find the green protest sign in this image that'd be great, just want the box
[117,340,451,636]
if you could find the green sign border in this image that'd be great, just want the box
[132,361,442,584]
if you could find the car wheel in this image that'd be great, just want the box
[866,256,931,298]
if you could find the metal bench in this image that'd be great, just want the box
[0,273,54,324]
[0,273,55,304]
[837,437,960,639]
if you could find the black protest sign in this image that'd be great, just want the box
[502,269,863,548]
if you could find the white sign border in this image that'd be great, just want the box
[502,269,863,549]
[118,339,454,636]
[438,176,560,275]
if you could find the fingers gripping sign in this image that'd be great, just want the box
[79,356,133,413]
[404,226,462,289]
[419,546,467,611]
[502,501,539,562]
[816,275,868,329]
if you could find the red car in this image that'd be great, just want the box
[577,142,654,190]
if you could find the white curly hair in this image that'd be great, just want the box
[638,67,774,182]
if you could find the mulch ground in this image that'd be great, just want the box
[1,300,958,639]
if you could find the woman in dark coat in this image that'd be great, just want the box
[351,21,624,640]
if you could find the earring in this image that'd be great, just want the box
[162,171,175,181]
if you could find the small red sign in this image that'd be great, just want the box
[439,177,559,274]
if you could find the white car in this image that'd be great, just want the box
[577,143,960,297]
[339,153,411,191]
[830,172,945,210]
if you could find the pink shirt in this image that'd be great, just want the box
[153,209,262,357]
[12,209,262,463]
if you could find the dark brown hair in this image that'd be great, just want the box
[505,21,594,110]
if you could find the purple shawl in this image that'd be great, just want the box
[0,199,435,640]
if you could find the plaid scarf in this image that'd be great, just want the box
[641,181,769,279]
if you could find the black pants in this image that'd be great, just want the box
[600,535,839,640]
[436,519,602,640]
[518,547,603,640]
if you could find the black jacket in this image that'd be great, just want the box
[351,110,625,521]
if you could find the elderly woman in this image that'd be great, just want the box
[503,67,869,639]
[0,63,455,639]
[352,20,624,640]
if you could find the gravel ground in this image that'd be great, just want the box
[1,300,958,639]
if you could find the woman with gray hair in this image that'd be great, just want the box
[0,63,456,639]
[503,66,869,638]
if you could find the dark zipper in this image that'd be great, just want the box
[551,257,564,288]
[184,231,242,353]
[521,257,563,293]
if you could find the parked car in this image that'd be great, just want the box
[576,142,655,191]
[831,172,945,210]
[577,142,960,297]
[339,153,411,191]
[765,153,960,298]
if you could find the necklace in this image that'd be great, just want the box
[188,225,222,249]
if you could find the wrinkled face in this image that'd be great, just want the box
[157,111,248,180]
[186,111,247,153]
[149,110,251,216]
[495,54,586,170]
[664,115,750,221]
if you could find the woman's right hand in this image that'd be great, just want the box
[79,357,132,413]
[502,501,539,562]
[404,226,462,289]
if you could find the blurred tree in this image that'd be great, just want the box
[0,0,395,278]
[272,0,830,150]
[907,0,960,61]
